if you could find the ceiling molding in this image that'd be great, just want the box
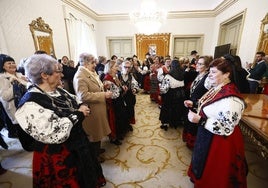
[62,0,238,21]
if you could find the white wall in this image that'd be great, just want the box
[0,0,69,62]
[213,0,268,66]
[96,17,215,58]
[0,0,267,66]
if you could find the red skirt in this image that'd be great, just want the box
[188,126,247,188]
[32,145,79,188]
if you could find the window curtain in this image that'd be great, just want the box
[0,24,8,54]
[65,14,97,64]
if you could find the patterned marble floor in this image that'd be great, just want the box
[0,93,267,188]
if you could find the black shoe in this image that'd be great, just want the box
[97,156,105,163]
[110,139,122,145]
[99,148,105,154]
[0,163,7,175]
[128,125,133,132]
[0,135,8,150]
[160,124,168,131]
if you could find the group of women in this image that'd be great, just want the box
[0,51,249,187]
[146,53,248,187]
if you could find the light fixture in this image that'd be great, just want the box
[129,0,167,35]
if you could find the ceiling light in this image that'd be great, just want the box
[129,0,167,35]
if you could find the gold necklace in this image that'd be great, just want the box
[35,85,76,112]
[197,82,227,114]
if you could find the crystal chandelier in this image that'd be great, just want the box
[129,0,167,35]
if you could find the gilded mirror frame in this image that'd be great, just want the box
[29,17,56,57]
[256,13,268,55]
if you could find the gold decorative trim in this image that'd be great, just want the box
[29,17,52,34]
[256,13,268,54]
[136,33,171,59]
[29,17,56,57]
[240,121,268,160]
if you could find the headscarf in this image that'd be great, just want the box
[169,59,184,81]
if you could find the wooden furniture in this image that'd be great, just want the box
[240,94,268,159]
[135,33,170,60]
[29,17,56,57]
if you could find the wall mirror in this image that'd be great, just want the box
[29,17,56,57]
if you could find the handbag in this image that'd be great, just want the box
[12,80,27,108]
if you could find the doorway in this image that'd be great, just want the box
[172,35,203,58]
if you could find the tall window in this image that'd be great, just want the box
[65,14,97,64]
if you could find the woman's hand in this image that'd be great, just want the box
[105,91,113,99]
[187,110,201,123]
[79,104,91,116]
[184,100,193,108]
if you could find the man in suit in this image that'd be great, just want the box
[247,51,267,93]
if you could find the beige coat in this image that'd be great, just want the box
[73,66,111,142]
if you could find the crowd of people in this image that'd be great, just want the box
[0,49,268,187]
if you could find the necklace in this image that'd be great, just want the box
[34,85,76,112]
[190,72,207,96]
[197,82,226,114]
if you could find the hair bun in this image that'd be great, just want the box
[223,54,235,63]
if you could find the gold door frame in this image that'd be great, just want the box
[136,33,170,60]
[29,17,56,57]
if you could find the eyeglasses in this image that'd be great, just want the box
[196,63,205,66]
[54,67,63,73]
[124,66,131,69]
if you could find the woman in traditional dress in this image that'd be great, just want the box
[120,60,139,128]
[187,57,247,188]
[15,54,106,188]
[159,59,186,130]
[103,60,129,143]
[183,55,213,149]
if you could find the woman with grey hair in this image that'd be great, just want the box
[15,54,106,187]
[73,52,112,163]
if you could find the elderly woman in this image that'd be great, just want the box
[187,57,247,187]
[103,60,129,144]
[73,53,112,163]
[15,54,106,188]
[183,56,213,149]
[0,54,28,138]
[120,60,139,130]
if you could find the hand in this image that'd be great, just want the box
[184,100,193,108]
[79,104,91,116]
[187,110,201,123]
[132,88,137,94]
[105,91,113,99]
[10,77,19,83]
[21,75,28,82]
[122,85,128,92]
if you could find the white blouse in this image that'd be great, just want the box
[203,96,245,136]
[15,88,77,144]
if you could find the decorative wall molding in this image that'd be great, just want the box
[62,0,238,21]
